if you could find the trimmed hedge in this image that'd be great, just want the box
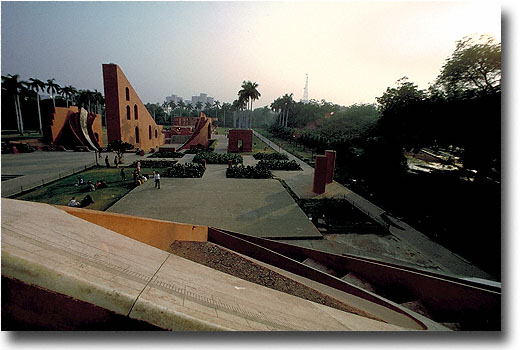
[148,151,185,158]
[226,164,272,179]
[165,163,205,178]
[130,160,178,168]
[257,159,302,170]
[193,151,243,165]
[253,152,289,160]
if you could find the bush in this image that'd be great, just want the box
[130,160,178,168]
[257,159,302,170]
[253,152,289,160]
[193,151,243,165]
[226,164,272,179]
[148,151,185,158]
[208,139,218,151]
[165,163,205,178]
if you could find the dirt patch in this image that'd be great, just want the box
[168,240,384,322]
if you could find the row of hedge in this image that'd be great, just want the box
[165,163,205,178]
[257,159,302,170]
[252,152,288,160]
[148,151,185,158]
[130,160,178,168]
[226,164,272,179]
[193,151,243,165]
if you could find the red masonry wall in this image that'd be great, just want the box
[325,150,336,184]
[177,113,212,151]
[102,64,165,151]
[227,129,253,152]
[312,155,328,194]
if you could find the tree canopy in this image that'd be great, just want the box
[435,34,501,97]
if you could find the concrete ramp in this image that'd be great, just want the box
[1,199,407,331]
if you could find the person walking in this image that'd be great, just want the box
[154,170,160,189]
[114,155,119,168]
[105,155,110,168]
[120,168,126,181]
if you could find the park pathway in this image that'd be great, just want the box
[253,130,493,280]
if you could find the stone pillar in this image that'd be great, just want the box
[312,155,328,194]
[325,150,336,184]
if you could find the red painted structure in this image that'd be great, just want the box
[102,64,165,151]
[43,106,103,150]
[325,150,336,184]
[227,129,253,153]
[172,116,198,127]
[312,155,328,194]
[177,113,212,151]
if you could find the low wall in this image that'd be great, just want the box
[59,206,208,251]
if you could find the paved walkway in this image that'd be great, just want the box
[107,178,322,239]
[253,131,493,280]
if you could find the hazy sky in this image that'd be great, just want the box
[1,1,501,108]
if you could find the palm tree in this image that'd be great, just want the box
[204,102,212,116]
[238,81,261,129]
[2,74,25,134]
[213,100,221,123]
[186,103,193,117]
[61,85,78,107]
[178,100,186,117]
[195,101,203,114]
[279,93,294,127]
[168,101,177,118]
[46,79,61,108]
[233,96,248,128]
[221,102,231,127]
[270,97,283,126]
[93,90,104,115]
[76,89,96,112]
[27,78,46,133]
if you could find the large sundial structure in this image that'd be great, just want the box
[301,74,309,104]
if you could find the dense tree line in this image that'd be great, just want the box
[2,75,105,134]
[265,34,501,277]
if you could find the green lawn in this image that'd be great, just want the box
[14,166,167,211]
[255,129,316,165]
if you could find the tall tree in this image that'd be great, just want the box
[168,101,177,118]
[376,77,427,149]
[221,102,231,127]
[281,93,294,127]
[61,85,77,107]
[93,90,104,115]
[238,81,261,129]
[195,101,203,114]
[178,100,186,116]
[213,100,221,122]
[186,103,194,116]
[27,78,46,134]
[46,78,61,108]
[435,34,501,97]
[2,74,25,134]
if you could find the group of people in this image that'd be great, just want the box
[105,155,121,168]
[76,177,107,192]
[131,161,160,189]
[68,194,94,208]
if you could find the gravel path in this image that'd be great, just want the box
[168,241,384,322]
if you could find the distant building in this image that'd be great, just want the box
[165,93,215,108]
[189,93,214,107]
[165,95,183,104]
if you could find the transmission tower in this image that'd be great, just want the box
[301,74,309,104]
